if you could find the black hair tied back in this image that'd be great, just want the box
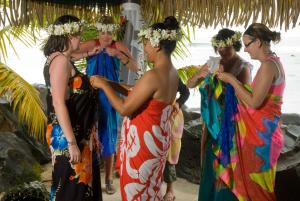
[163,16,179,30]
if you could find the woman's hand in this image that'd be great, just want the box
[186,65,209,88]
[196,65,209,79]
[68,143,81,164]
[89,45,102,56]
[106,47,119,57]
[90,75,108,89]
[216,70,236,84]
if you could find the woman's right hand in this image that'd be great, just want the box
[187,65,209,88]
[90,75,108,89]
[68,143,81,164]
[196,64,209,78]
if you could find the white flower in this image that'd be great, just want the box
[46,21,82,36]
[94,23,119,33]
[138,27,181,48]
[211,31,242,48]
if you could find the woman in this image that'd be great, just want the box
[216,23,285,201]
[90,16,180,201]
[187,28,252,201]
[43,15,102,201]
[73,16,138,194]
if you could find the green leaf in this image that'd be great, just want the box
[0,62,47,140]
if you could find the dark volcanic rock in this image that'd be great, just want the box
[0,103,50,164]
[176,109,202,184]
[0,132,42,192]
[1,181,49,201]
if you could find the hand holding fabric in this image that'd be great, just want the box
[216,67,236,84]
[106,47,119,57]
[90,75,108,89]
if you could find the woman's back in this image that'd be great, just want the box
[151,61,179,105]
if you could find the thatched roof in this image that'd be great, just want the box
[1,0,300,30]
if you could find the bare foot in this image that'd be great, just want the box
[163,191,175,201]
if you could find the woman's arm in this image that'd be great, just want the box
[237,64,252,85]
[108,41,139,71]
[186,65,209,88]
[49,56,81,163]
[105,80,133,96]
[217,61,276,109]
[176,78,190,108]
[91,70,157,116]
[71,40,101,61]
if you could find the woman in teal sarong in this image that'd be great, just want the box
[187,28,252,201]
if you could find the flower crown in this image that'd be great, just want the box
[94,23,120,33]
[47,21,83,36]
[211,32,242,48]
[138,28,181,47]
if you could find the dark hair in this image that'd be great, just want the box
[244,23,281,44]
[99,16,114,24]
[150,16,180,55]
[212,28,242,53]
[43,15,80,56]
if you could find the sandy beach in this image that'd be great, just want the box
[41,163,199,201]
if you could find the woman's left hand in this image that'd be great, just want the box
[106,47,119,57]
[216,67,236,84]
[216,72,234,83]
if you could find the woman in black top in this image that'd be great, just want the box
[43,15,102,201]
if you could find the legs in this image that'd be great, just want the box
[163,161,177,201]
[104,154,116,194]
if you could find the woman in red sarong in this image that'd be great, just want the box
[217,23,285,201]
[90,16,181,201]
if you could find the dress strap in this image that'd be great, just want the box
[266,55,285,84]
[46,52,62,66]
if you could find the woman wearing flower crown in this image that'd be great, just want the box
[73,15,138,194]
[43,15,102,201]
[187,28,252,201]
[216,23,285,201]
[90,16,180,201]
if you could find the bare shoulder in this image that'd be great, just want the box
[261,60,277,72]
[256,61,277,80]
[49,54,69,72]
[141,69,159,81]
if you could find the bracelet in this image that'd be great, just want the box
[123,58,130,65]
[68,141,77,146]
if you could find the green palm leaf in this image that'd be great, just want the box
[177,65,199,84]
[0,25,38,62]
[0,62,46,140]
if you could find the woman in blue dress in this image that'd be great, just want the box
[74,16,138,194]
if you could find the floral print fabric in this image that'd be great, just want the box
[118,99,173,201]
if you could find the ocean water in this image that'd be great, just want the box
[5,27,300,114]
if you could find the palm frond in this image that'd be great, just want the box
[177,65,199,84]
[0,62,47,140]
[0,25,38,62]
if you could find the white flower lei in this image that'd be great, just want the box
[94,23,120,33]
[47,21,83,36]
[211,32,242,48]
[138,28,181,47]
